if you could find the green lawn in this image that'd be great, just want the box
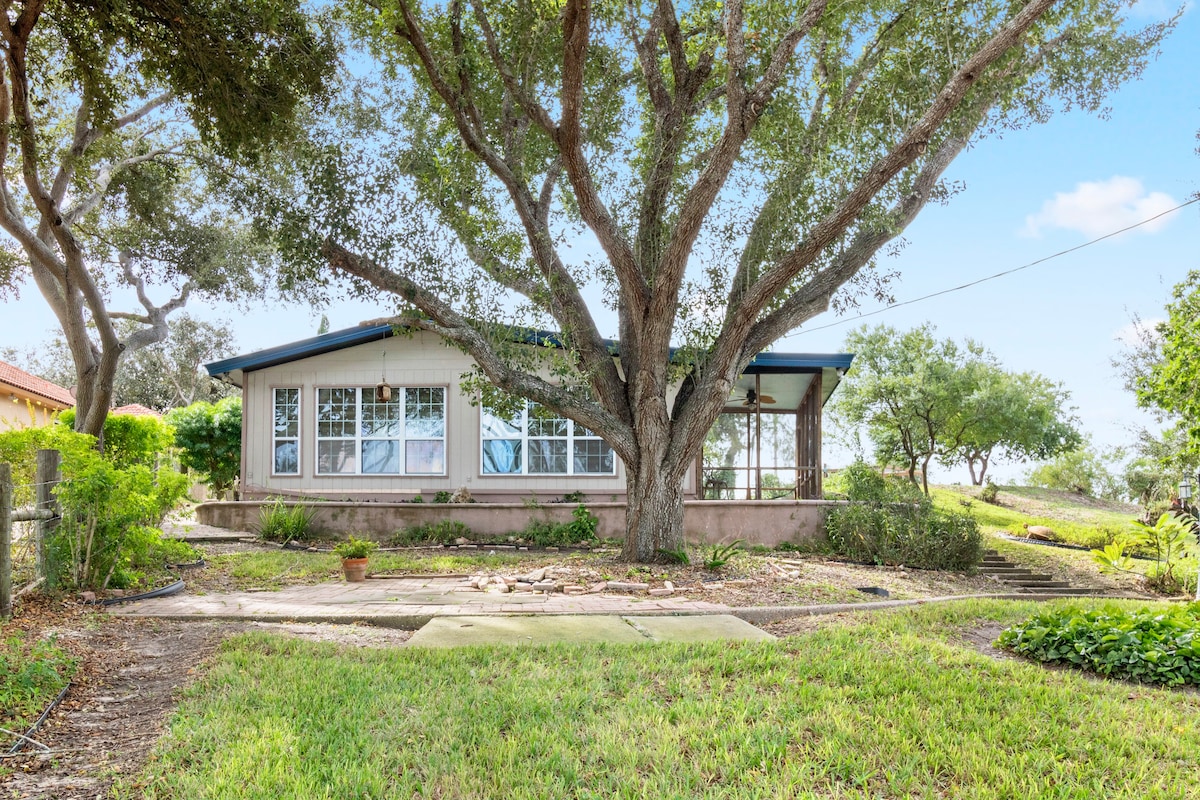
[128,599,1200,799]
[930,487,1139,549]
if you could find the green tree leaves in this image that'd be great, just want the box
[833,324,1080,491]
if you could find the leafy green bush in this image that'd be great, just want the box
[979,480,999,505]
[997,604,1200,687]
[824,461,982,571]
[521,504,599,547]
[0,425,192,591]
[58,409,174,469]
[390,519,473,546]
[433,491,453,503]
[1091,512,1198,595]
[165,397,242,498]
[50,456,191,590]
[257,498,317,543]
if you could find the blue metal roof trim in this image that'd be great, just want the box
[742,352,855,372]
[205,324,395,377]
[205,320,854,379]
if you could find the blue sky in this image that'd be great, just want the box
[1,3,1196,486]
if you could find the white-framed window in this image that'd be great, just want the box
[272,388,300,475]
[316,387,445,475]
[481,402,615,475]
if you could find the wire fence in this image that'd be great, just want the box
[0,451,61,618]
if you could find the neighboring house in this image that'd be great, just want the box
[0,360,73,430]
[111,403,162,418]
[205,324,852,503]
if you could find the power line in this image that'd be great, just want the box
[791,196,1200,336]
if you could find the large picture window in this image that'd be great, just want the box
[273,388,300,475]
[481,402,615,475]
[317,387,445,475]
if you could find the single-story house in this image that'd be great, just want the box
[205,323,853,506]
[0,360,73,430]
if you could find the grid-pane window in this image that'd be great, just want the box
[404,388,445,474]
[273,388,300,475]
[480,401,616,475]
[316,387,446,476]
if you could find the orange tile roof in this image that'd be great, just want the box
[0,360,74,407]
[111,403,161,418]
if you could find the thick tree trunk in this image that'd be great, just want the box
[622,460,686,562]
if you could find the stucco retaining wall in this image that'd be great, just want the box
[196,499,838,548]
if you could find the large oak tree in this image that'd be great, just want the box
[0,0,333,436]
[272,0,1168,560]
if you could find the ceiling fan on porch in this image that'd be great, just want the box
[731,387,776,408]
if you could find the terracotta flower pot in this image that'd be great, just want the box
[341,557,369,582]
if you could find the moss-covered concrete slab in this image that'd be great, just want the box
[624,614,776,642]
[405,614,774,647]
[406,615,647,647]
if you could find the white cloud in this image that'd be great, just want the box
[1113,318,1163,349]
[1022,176,1178,238]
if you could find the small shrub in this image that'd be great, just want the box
[997,604,1200,687]
[656,547,690,565]
[390,520,472,546]
[333,536,378,559]
[561,490,586,503]
[433,491,453,504]
[410,494,424,503]
[521,504,598,547]
[979,480,999,505]
[257,498,317,543]
[703,539,744,571]
[824,461,982,571]
[1090,512,1198,595]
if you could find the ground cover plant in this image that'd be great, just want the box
[998,603,1200,687]
[0,633,76,772]
[128,599,1198,799]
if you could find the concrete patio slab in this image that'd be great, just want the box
[624,614,776,643]
[405,614,774,647]
[407,615,647,647]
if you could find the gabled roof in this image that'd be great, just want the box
[206,324,394,385]
[0,360,74,407]
[205,322,854,386]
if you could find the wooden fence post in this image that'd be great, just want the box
[35,449,60,582]
[1,463,12,619]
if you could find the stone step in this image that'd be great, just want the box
[999,579,1072,590]
[1015,586,1106,596]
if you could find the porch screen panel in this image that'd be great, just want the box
[272,388,300,475]
[317,388,357,474]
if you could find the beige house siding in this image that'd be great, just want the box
[240,330,696,501]
[0,396,61,430]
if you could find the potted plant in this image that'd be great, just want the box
[333,536,379,582]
